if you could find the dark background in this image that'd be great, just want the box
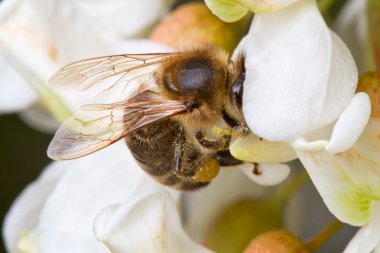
[0,114,52,252]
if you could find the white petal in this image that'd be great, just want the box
[0,55,37,113]
[353,118,380,165]
[2,162,66,253]
[240,0,357,141]
[33,0,174,63]
[17,230,39,253]
[230,134,297,163]
[37,142,177,253]
[290,138,328,152]
[296,148,367,225]
[326,92,371,154]
[183,169,270,242]
[240,162,290,185]
[334,119,380,200]
[344,202,380,253]
[334,0,367,74]
[94,192,212,253]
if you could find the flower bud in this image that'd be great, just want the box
[243,230,311,253]
[357,72,380,117]
[204,199,283,253]
[150,2,251,55]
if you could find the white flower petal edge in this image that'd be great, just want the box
[37,142,178,253]
[295,118,380,226]
[2,162,66,253]
[240,163,290,186]
[325,92,371,154]
[239,0,357,142]
[94,192,213,253]
[344,202,380,253]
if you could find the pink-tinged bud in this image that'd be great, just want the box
[357,72,380,117]
[243,230,311,253]
[204,199,283,253]
[150,2,251,55]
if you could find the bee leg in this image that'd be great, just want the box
[191,157,220,183]
[196,131,231,150]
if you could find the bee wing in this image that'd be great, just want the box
[47,92,188,160]
[49,53,176,101]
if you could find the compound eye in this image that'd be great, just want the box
[230,72,245,110]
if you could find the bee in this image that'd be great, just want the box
[47,45,249,190]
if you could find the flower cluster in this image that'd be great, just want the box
[2,0,380,252]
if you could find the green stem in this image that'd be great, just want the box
[274,170,309,203]
[306,219,344,252]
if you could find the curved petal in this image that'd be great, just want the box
[334,119,380,200]
[326,92,371,154]
[2,162,66,253]
[295,148,371,226]
[240,162,290,185]
[94,192,212,253]
[204,0,248,23]
[239,0,357,141]
[37,142,177,253]
[344,202,380,253]
[230,134,297,163]
[205,0,299,23]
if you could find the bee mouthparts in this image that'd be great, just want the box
[185,101,199,112]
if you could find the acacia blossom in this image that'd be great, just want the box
[4,0,377,252]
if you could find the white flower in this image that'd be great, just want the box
[3,139,271,253]
[0,0,173,132]
[230,0,379,246]
[2,142,212,253]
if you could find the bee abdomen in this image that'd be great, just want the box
[125,119,210,190]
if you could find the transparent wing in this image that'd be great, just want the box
[47,92,188,160]
[49,53,176,101]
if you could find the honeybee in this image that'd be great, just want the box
[47,45,249,190]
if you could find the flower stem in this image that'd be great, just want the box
[274,169,309,203]
[306,219,344,252]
